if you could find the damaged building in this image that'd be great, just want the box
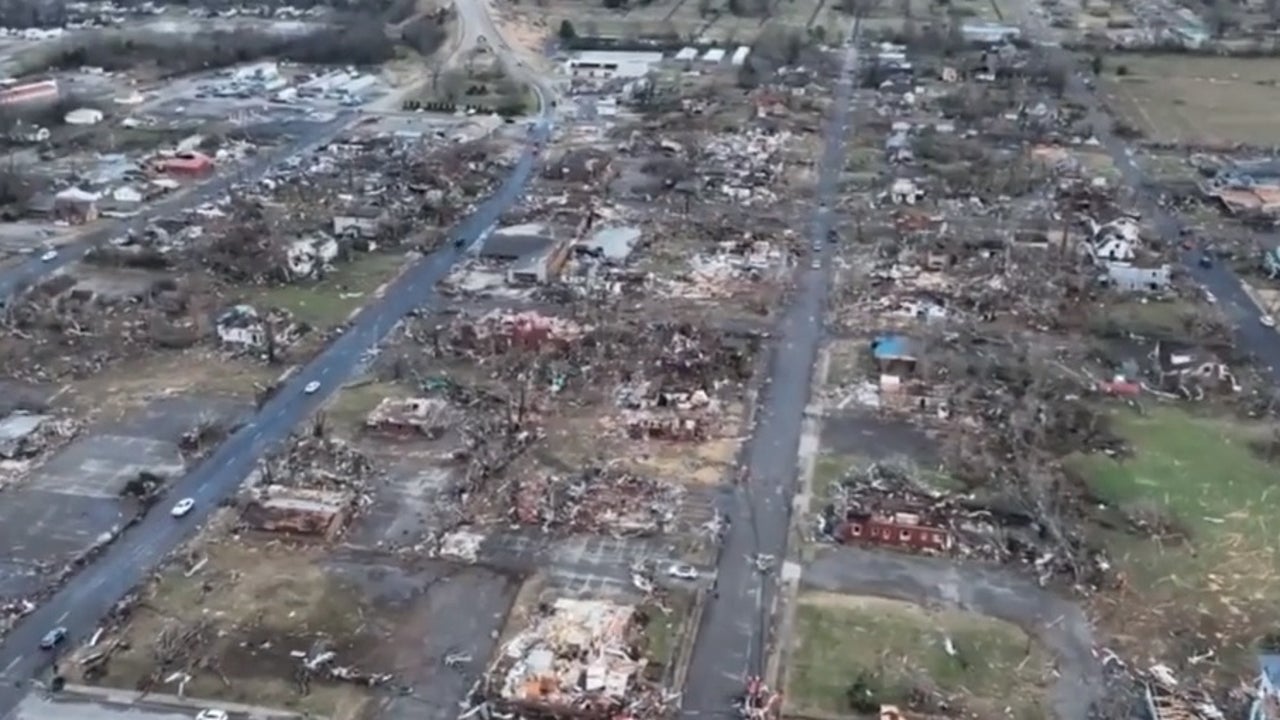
[241,485,356,540]
[512,468,681,536]
[364,396,454,438]
[488,598,667,720]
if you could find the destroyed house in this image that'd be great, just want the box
[481,224,555,261]
[216,305,265,347]
[578,226,641,265]
[543,149,613,183]
[242,485,354,540]
[1151,340,1219,378]
[332,206,386,238]
[872,335,919,375]
[489,598,648,719]
[480,224,572,285]
[1103,264,1169,293]
[838,511,951,553]
[0,413,47,459]
[623,410,709,441]
[364,397,451,438]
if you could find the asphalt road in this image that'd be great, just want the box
[679,18,862,718]
[1017,5,1280,377]
[0,113,354,303]
[0,60,554,720]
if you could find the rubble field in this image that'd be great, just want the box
[1100,54,1280,145]
[780,16,1280,716]
[786,592,1053,720]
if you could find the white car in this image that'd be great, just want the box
[40,250,57,262]
[303,380,321,394]
[1262,315,1276,328]
[171,498,195,517]
[196,710,229,720]
[666,563,699,581]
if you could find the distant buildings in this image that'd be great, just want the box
[0,79,59,108]
[565,51,663,80]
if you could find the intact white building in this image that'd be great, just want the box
[731,46,750,66]
[565,51,663,80]
[702,47,726,63]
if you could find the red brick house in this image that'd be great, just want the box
[838,511,951,553]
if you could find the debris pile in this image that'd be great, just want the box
[487,598,669,720]
[244,434,378,539]
[0,411,79,463]
[0,276,213,381]
[512,467,681,536]
[437,310,588,357]
[818,462,1107,585]
[258,434,376,492]
[365,396,455,438]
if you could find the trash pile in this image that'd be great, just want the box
[512,467,681,536]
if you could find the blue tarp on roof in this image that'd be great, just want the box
[872,334,916,360]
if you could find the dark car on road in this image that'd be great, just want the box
[39,626,67,650]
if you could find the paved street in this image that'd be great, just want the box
[1016,3,1280,379]
[0,114,354,302]
[679,17,862,718]
[0,27,554,719]
[804,548,1101,720]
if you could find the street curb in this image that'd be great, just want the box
[764,334,833,695]
[669,587,707,691]
[59,684,303,718]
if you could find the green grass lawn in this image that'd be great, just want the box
[323,379,413,435]
[251,251,411,328]
[641,591,696,684]
[1091,299,1204,337]
[787,593,1050,720]
[1067,405,1280,675]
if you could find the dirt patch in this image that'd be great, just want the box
[59,352,278,425]
[71,540,389,718]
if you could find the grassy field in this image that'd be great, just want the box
[1100,54,1280,145]
[323,379,414,434]
[641,590,696,682]
[1067,405,1280,677]
[786,592,1051,720]
[251,251,410,328]
[1090,298,1209,338]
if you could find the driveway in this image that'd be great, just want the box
[804,547,1101,720]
